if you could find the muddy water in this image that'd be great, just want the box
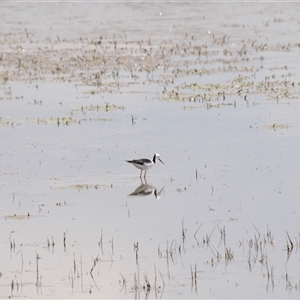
[1,2,300,299]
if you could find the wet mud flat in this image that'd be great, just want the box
[1,2,300,299]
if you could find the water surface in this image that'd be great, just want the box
[1,2,300,299]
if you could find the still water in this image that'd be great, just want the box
[1,2,300,299]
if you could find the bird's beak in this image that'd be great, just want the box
[159,158,164,165]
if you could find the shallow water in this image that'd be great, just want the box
[1,2,300,299]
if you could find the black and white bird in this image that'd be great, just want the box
[126,153,164,178]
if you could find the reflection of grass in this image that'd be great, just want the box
[183,105,202,110]
[0,171,21,176]
[0,118,15,126]
[264,123,289,130]
[55,183,101,190]
[26,117,77,125]
[72,103,125,113]
[250,123,290,130]
[5,213,31,220]
[2,117,115,126]
[26,117,114,125]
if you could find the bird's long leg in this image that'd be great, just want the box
[140,169,143,178]
[144,170,147,178]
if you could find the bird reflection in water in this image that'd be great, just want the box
[128,178,165,199]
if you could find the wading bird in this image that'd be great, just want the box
[126,153,164,178]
